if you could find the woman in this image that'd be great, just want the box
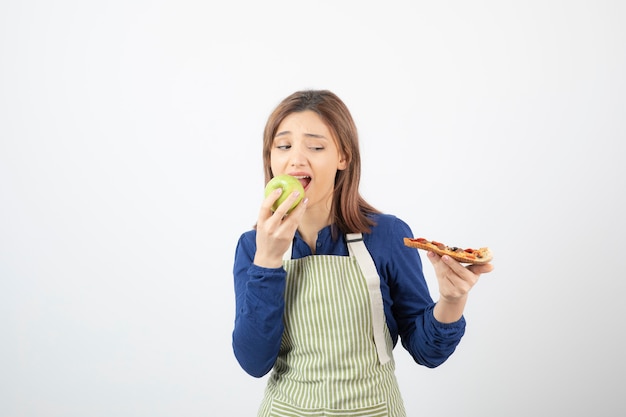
[232,90,493,416]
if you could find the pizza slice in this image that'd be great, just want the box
[404,237,493,264]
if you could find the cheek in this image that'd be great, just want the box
[269,150,283,170]
[319,164,340,185]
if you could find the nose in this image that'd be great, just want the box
[289,146,306,167]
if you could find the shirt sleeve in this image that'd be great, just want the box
[376,216,466,368]
[231,231,286,377]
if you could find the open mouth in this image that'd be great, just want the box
[293,175,311,190]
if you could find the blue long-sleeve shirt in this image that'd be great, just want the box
[232,213,465,377]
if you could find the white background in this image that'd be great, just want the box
[1,1,624,416]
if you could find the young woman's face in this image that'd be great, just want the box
[270,110,347,212]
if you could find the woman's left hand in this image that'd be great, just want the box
[427,251,494,323]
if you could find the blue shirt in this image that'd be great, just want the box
[232,213,465,377]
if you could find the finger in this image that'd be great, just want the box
[272,198,307,236]
[272,190,304,219]
[426,252,468,293]
[468,262,495,275]
[440,254,470,274]
[432,253,479,284]
[287,196,308,219]
[259,188,283,220]
[426,251,465,273]
[426,252,459,282]
[425,250,442,265]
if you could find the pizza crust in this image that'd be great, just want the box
[403,237,493,264]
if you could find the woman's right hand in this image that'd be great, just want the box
[253,188,308,268]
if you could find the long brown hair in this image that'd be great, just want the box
[262,90,380,237]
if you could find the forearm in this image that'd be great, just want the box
[232,265,286,377]
[401,304,466,368]
[232,311,283,377]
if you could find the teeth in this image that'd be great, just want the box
[293,176,310,179]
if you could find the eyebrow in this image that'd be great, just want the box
[275,131,329,140]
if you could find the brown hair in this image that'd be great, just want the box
[262,90,380,237]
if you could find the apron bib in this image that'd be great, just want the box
[257,234,406,417]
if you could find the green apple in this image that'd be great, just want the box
[264,174,305,213]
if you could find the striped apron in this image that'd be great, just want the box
[257,233,406,417]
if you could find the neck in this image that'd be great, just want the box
[298,202,332,253]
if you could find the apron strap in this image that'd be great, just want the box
[346,233,391,365]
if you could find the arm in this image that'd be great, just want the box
[378,217,467,368]
[404,247,494,366]
[232,233,286,377]
[232,187,308,376]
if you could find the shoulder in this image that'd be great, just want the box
[369,213,413,237]
[361,213,425,286]
[363,213,414,249]
[240,229,257,241]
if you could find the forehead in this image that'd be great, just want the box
[276,110,332,137]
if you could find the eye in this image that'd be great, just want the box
[309,146,324,151]
[275,144,291,150]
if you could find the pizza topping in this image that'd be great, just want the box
[431,241,446,250]
[403,237,493,264]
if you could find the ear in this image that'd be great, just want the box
[338,156,348,171]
